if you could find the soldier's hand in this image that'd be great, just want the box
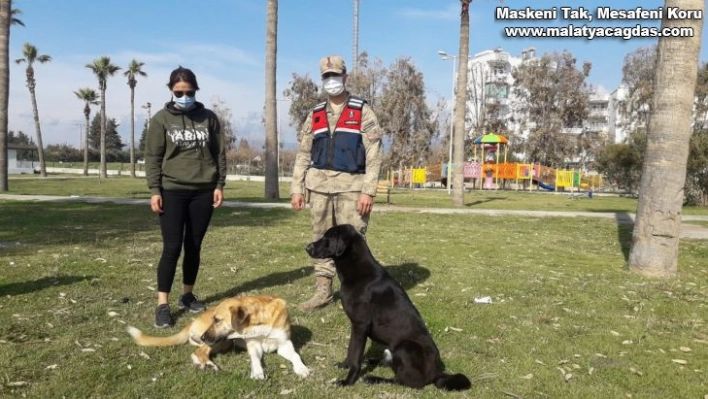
[291,194,306,211]
[357,194,373,216]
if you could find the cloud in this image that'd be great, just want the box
[397,4,460,21]
[7,42,296,149]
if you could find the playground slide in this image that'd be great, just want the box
[533,178,555,191]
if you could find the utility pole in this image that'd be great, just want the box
[142,102,151,131]
[352,0,360,71]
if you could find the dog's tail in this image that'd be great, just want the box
[126,322,192,347]
[434,372,472,391]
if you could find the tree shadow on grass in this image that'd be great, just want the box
[614,212,634,262]
[465,196,508,207]
[384,262,431,291]
[209,206,297,228]
[0,201,298,255]
[0,275,94,297]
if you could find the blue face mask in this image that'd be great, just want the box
[174,95,196,109]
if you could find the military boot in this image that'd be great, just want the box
[299,276,334,311]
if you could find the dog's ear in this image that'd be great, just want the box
[334,234,347,257]
[230,305,250,326]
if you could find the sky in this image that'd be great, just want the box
[7,0,708,149]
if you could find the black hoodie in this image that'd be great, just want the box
[145,101,226,195]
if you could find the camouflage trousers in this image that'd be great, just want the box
[309,190,369,279]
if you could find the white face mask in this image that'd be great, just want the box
[323,76,345,96]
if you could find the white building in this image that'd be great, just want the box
[462,47,631,150]
[8,143,37,174]
[462,47,532,138]
[608,85,630,143]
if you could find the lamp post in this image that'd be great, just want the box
[76,123,83,150]
[438,50,457,194]
[276,98,292,182]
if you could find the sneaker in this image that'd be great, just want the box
[178,292,206,313]
[154,304,174,328]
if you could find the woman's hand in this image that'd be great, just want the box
[150,194,163,214]
[213,189,224,208]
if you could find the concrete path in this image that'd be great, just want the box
[2,193,708,240]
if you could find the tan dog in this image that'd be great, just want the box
[127,295,310,379]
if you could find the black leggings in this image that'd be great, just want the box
[157,189,215,293]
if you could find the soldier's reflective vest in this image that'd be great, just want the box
[310,96,366,174]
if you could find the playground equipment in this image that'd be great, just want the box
[388,131,605,193]
[408,162,605,193]
[472,133,509,190]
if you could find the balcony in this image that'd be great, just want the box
[560,127,584,135]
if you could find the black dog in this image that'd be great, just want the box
[305,224,471,391]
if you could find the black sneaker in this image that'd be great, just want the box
[154,304,174,328]
[178,292,206,313]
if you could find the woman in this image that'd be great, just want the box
[144,66,226,328]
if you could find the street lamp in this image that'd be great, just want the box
[438,50,457,194]
[276,98,293,182]
[76,123,83,150]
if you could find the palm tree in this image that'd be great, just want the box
[124,59,147,178]
[86,56,120,179]
[10,7,22,26]
[0,1,11,191]
[15,42,51,177]
[452,0,470,206]
[264,0,279,199]
[628,0,705,277]
[74,88,99,176]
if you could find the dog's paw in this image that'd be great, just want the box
[336,361,353,369]
[249,370,266,380]
[381,349,393,367]
[333,379,350,387]
[205,360,220,372]
[191,353,219,371]
[294,364,310,378]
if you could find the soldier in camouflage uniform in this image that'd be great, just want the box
[290,55,384,311]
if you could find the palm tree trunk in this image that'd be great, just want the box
[452,0,470,206]
[628,0,704,277]
[264,0,279,199]
[29,87,47,177]
[130,87,135,178]
[100,88,107,179]
[0,0,9,191]
[83,108,89,176]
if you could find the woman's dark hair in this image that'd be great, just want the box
[167,66,200,90]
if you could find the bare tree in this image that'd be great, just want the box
[694,62,708,130]
[283,73,325,141]
[620,45,657,131]
[264,0,278,199]
[347,51,387,108]
[512,51,592,167]
[379,57,439,169]
[628,0,704,277]
[452,0,470,206]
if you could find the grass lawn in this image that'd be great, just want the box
[1,198,707,398]
[7,175,708,216]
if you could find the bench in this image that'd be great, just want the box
[376,181,391,204]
